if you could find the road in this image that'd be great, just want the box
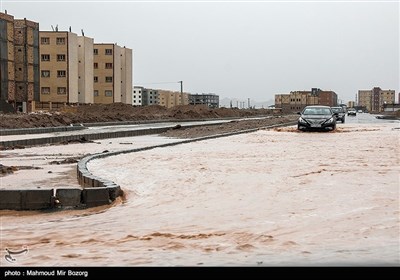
[0,113,399,266]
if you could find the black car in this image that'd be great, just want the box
[331,106,346,123]
[297,105,337,131]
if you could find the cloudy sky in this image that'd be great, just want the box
[2,0,399,103]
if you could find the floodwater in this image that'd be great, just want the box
[1,113,399,266]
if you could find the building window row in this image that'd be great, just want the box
[41,54,66,61]
[40,37,66,45]
[93,62,112,69]
[41,70,67,78]
[40,87,67,95]
[93,90,113,97]
[93,76,113,83]
[93,49,113,55]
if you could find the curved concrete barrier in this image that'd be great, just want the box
[75,121,296,208]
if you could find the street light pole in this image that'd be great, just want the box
[179,81,183,93]
[178,81,183,105]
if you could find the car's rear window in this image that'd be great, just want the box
[303,108,332,115]
[331,108,343,113]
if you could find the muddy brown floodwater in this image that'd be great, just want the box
[1,119,399,266]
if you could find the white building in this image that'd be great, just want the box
[132,86,142,106]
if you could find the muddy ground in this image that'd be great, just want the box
[0,104,280,129]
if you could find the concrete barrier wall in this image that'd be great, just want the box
[0,126,86,136]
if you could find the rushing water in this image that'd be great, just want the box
[1,114,399,266]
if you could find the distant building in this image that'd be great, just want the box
[274,88,337,113]
[0,12,40,112]
[189,93,219,108]
[347,101,356,108]
[93,43,132,104]
[132,86,142,106]
[358,87,395,112]
[141,88,158,106]
[158,90,189,108]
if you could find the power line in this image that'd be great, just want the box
[135,81,180,85]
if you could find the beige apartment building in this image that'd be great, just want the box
[358,87,395,112]
[93,44,132,104]
[275,88,337,113]
[0,12,39,112]
[158,90,189,108]
[39,31,79,104]
[39,31,135,107]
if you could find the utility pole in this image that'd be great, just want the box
[179,81,183,93]
[178,81,183,105]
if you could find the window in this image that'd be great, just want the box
[93,49,98,55]
[41,37,50,44]
[105,76,113,83]
[41,70,50,77]
[57,70,66,77]
[105,90,112,97]
[94,90,99,97]
[94,76,98,83]
[57,87,67,95]
[57,54,65,61]
[105,63,113,69]
[41,87,50,95]
[94,63,98,69]
[41,54,50,61]
[105,49,112,55]
[56,37,66,45]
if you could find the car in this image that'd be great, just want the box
[297,105,337,131]
[357,110,363,113]
[331,106,346,123]
[347,108,357,116]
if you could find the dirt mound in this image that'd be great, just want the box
[0,104,282,129]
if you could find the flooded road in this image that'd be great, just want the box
[1,113,399,266]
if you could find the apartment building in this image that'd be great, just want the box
[347,101,356,108]
[158,90,189,108]
[93,43,132,104]
[189,93,219,108]
[132,86,142,106]
[0,12,39,112]
[358,87,395,112]
[274,88,337,113]
[141,88,158,106]
[39,31,78,104]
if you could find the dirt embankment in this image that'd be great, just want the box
[162,115,298,139]
[0,104,281,129]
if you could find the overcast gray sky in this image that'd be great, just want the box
[2,0,399,103]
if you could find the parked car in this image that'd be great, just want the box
[347,108,357,116]
[297,105,337,131]
[331,106,346,123]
